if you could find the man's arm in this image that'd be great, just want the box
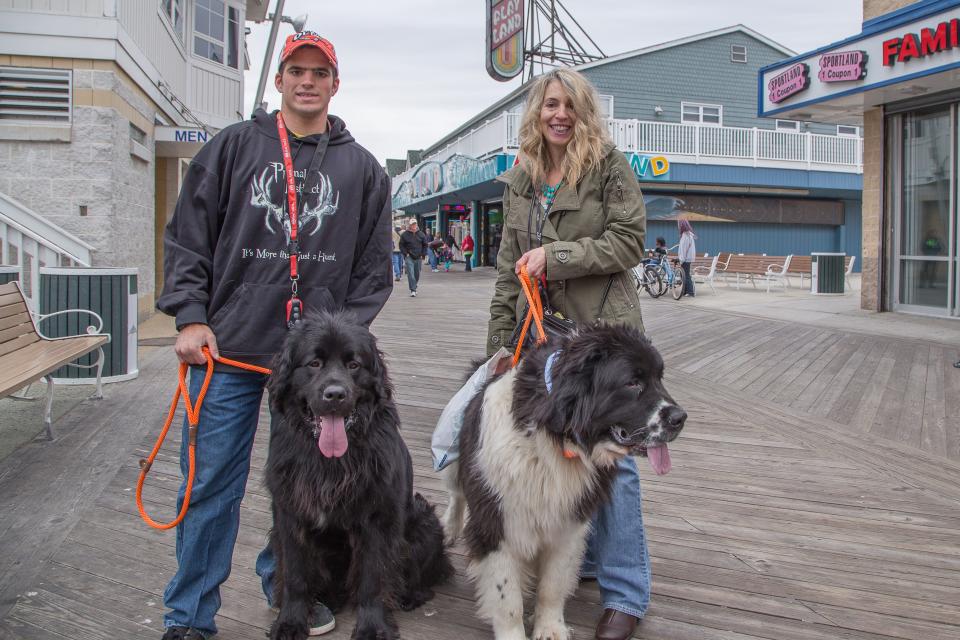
[344,169,393,326]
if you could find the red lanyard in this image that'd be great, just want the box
[276,113,302,327]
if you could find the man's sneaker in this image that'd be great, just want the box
[308,602,336,636]
[161,627,204,640]
[410,291,417,297]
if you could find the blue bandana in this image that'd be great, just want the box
[544,350,562,394]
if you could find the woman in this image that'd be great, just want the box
[486,68,649,640]
[678,219,696,297]
[461,232,475,271]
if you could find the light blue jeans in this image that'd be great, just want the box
[580,456,651,619]
[404,255,422,292]
[391,252,403,279]
[163,368,268,637]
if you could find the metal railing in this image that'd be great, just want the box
[393,113,863,200]
[0,192,93,308]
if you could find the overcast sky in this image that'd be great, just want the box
[243,1,863,164]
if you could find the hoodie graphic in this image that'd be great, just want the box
[157,109,392,368]
[250,166,340,243]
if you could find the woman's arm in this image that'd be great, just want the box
[487,188,523,357]
[543,151,646,281]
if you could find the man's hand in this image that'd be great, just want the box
[175,323,219,365]
[515,247,547,279]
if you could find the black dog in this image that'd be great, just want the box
[265,313,453,640]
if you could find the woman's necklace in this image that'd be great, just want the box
[541,180,562,209]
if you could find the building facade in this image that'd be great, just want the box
[0,0,268,316]
[391,25,864,271]
[759,0,960,318]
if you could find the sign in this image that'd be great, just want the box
[767,63,810,103]
[627,154,670,180]
[486,0,524,81]
[818,50,867,83]
[154,126,210,143]
[392,154,500,209]
[882,19,959,66]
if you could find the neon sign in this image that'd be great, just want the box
[486,0,524,81]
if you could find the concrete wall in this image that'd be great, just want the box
[0,56,159,318]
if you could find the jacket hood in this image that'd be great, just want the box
[252,108,355,145]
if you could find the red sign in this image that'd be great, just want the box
[882,19,959,66]
[767,63,810,104]
[818,50,867,82]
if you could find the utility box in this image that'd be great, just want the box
[811,253,845,295]
[38,267,139,383]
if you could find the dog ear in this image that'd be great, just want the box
[366,342,393,401]
[267,332,298,412]
[531,347,602,437]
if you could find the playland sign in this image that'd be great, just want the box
[487,0,524,81]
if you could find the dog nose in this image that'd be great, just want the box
[323,385,347,402]
[665,406,687,429]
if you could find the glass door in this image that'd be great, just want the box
[893,106,955,316]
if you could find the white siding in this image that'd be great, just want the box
[0,0,104,16]
[191,63,240,123]
[117,0,188,100]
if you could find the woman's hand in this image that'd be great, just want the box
[515,247,547,279]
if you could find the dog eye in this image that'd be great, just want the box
[347,361,361,370]
[627,380,644,392]
[308,359,322,368]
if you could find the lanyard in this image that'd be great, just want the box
[275,112,329,328]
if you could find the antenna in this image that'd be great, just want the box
[522,0,605,82]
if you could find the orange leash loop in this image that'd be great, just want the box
[512,265,547,367]
[135,348,271,530]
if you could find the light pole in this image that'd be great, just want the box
[252,0,308,116]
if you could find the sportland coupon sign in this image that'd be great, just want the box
[487,0,524,81]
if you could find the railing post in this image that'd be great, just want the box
[752,128,758,167]
[806,131,813,169]
[695,124,701,164]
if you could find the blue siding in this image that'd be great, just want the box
[667,163,862,191]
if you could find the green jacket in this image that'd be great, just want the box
[487,144,646,356]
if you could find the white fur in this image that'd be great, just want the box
[447,368,615,640]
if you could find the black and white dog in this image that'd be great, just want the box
[266,313,453,640]
[444,323,686,640]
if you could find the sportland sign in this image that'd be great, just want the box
[487,0,524,81]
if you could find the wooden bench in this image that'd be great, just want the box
[0,281,109,440]
[786,255,857,289]
[723,254,793,292]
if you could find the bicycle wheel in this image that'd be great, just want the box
[652,267,668,297]
[643,267,664,298]
[630,266,646,294]
[671,268,685,300]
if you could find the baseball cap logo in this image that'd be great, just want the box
[292,30,323,43]
[279,31,338,70]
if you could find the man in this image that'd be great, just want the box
[392,224,404,281]
[399,217,427,297]
[156,31,392,640]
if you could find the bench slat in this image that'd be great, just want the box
[0,334,108,397]
[0,290,27,310]
[0,311,31,333]
[0,332,39,359]
[0,319,37,345]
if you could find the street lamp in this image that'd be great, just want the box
[252,0,309,115]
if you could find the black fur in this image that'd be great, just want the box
[457,323,686,558]
[265,313,453,640]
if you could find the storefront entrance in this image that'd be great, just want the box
[889,104,958,317]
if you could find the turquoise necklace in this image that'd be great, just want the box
[541,180,561,208]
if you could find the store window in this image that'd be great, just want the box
[837,124,859,137]
[194,0,239,68]
[681,102,722,126]
[161,0,184,41]
[775,119,800,132]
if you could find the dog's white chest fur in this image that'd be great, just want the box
[476,369,597,561]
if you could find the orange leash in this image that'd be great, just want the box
[136,348,271,530]
[512,265,548,367]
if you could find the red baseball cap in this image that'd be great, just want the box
[279,31,338,72]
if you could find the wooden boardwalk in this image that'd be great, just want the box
[1,267,959,640]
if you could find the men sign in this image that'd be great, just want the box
[487,0,524,81]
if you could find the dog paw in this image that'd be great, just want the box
[270,620,309,640]
[351,624,399,640]
[399,588,434,611]
[532,620,571,640]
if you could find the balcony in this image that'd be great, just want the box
[392,112,863,207]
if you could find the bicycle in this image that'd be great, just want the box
[631,258,666,298]
[668,258,686,300]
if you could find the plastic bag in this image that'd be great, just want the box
[431,347,512,471]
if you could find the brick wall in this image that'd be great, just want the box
[860,108,884,311]
[863,0,917,21]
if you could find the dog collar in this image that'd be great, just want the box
[544,349,562,394]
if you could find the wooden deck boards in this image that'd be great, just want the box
[1,267,958,639]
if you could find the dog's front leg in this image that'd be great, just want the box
[350,524,401,640]
[270,509,314,640]
[531,523,589,640]
[469,548,528,640]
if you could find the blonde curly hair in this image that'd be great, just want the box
[517,68,610,189]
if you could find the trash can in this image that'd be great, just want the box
[811,253,845,295]
[0,265,18,285]
[38,267,139,383]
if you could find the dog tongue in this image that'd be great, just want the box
[318,415,348,458]
[647,444,671,475]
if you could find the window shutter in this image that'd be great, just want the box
[0,67,72,123]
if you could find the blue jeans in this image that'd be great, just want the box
[163,368,268,637]
[581,457,651,619]
[405,255,421,292]
[427,248,439,271]
[392,252,403,279]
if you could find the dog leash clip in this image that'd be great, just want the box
[286,297,303,329]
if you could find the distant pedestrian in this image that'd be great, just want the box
[392,225,403,282]
[461,232,475,271]
[438,243,453,271]
[678,219,696,297]
[425,229,440,272]
[399,217,427,296]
